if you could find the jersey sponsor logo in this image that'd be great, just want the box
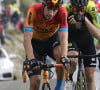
[28,12,32,25]
[63,13,66,25]
[33,23,59,33]
[90,57,96,66]
[91,58,96,61]
[68,42,72,47]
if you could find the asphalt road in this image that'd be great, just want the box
[0,71,100,90]
[0,80,29,90]
[0,79,56,90]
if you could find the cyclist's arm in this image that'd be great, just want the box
[85,17,100,40]
[59,28,68,56]
[24,31,34,60]
[24,7,35,60]
[58,7,68,56]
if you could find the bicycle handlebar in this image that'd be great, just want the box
[23,54,100,83]
[23,60,71,83]
[40,64,55,69]
[40,63,70,81]
[24,54,99,71]
[67,54,100,58]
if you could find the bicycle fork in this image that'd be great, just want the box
[76,58,87,90]
[42,69,51,90]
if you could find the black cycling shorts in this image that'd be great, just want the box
[27,33,60,77]
[68,30,96,67]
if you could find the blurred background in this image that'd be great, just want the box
[0,0,39,81]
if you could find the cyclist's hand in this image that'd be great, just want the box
[74,14,85,23]
[23,59,42,70]
[60,56,71,70]
[68,15,77,24]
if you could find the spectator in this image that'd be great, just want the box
[0,22,5,46]
[11,11,19,26]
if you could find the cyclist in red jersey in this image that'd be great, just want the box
[24,0,69,90]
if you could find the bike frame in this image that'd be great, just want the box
[75,51,87,90]
[67,52,100,90]
[42,64,69,83]
[41,63,70,90]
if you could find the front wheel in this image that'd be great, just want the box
[75,71,87,90]
[42,83,51,90]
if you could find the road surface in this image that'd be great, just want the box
[0,71,100,90]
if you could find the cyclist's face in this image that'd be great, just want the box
[72,6,87,15]
[43,6,58,22]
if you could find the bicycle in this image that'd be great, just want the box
[67,51,100,90]
[22,56,71,90]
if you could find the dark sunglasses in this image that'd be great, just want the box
[72,6,87,12]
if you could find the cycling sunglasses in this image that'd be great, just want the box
[72,6,87,12]
[47,1,61,8]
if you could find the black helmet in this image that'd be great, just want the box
[70,0,89,8]
[42,0,63,7]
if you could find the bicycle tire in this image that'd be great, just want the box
[75,71,87,90]
[42,83,51,90]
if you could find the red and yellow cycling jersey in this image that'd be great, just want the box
[24,3,68,40]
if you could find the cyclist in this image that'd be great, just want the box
[64,0,100,90]
[24,0,69,90]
